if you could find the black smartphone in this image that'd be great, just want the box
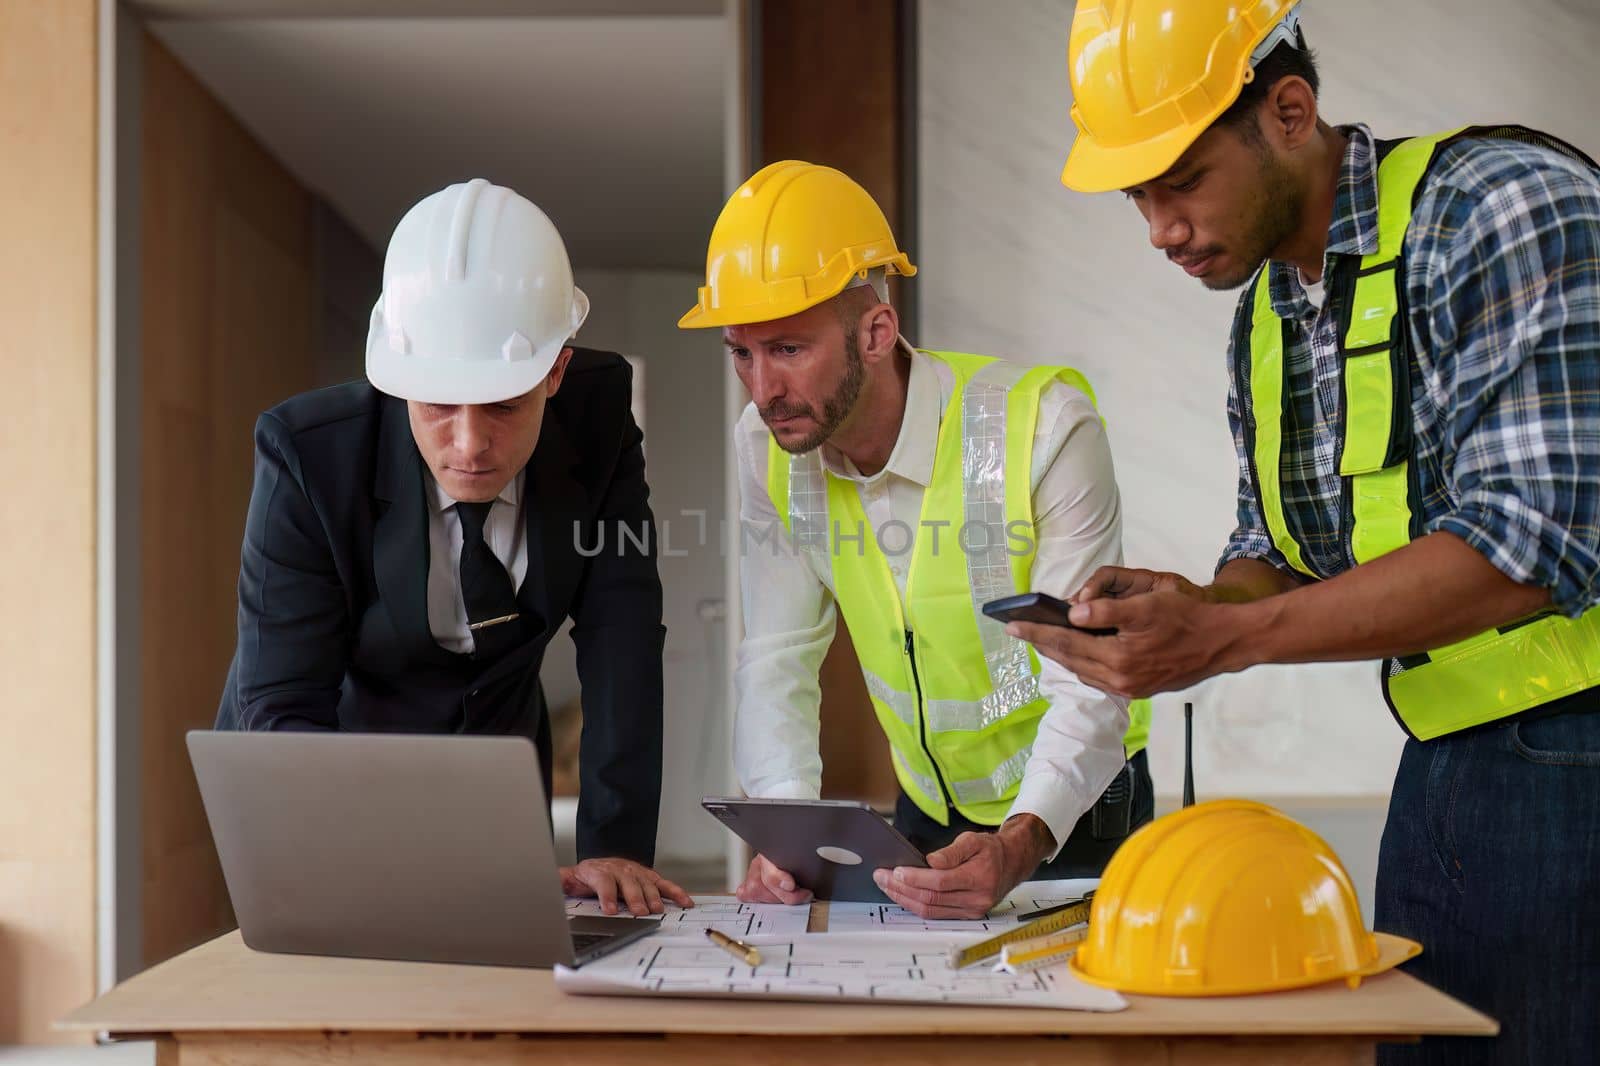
[981,592,1115,635]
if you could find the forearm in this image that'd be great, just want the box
[733,621,831,796]
[1224,531,1551,670]
[998,813,1056,881]
[1208,557,1305,604]
[573,614,665,862]
[232,425,350,731]
[1012,664,1128,858]
[570,570,663,861]
[1015,386,1127,853]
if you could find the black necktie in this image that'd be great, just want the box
[456,500,521,659]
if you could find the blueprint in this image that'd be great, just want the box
[825,877,1099,934]
[554,932,1125,1011]
[564,895,811,938]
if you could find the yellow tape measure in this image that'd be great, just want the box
[946,897,1093,970]
[995,927,1089,974]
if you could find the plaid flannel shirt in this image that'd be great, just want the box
[1220,124,1600,616]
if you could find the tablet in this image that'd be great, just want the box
[702,796,928,902]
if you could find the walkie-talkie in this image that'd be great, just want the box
[1091,759,1136,840]
[1183,701,1196,808]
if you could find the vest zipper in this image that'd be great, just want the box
[904,628,953,809]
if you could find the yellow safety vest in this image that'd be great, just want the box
[1241,126,1600,741]
[767,349,1150,825]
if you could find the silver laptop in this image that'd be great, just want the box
[187,730,657,968]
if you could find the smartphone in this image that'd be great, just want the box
[981,591,1115,635]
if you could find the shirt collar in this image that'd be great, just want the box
[818,337,938,488]
[426,466,523,514]
[1266,123,1380,319]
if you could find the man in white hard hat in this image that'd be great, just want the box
[215,179,690,916]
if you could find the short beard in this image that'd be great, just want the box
[768,328,866,455]
[1204,135,1304,291]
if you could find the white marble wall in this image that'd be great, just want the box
[917,0,1600,804]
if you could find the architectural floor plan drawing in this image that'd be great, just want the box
[825,877,1100,934]
[555,932,1126,1011]
[564,895,811,938]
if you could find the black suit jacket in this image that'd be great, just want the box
[214,348,665,863]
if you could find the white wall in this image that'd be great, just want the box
[918,0,1600,913]
[543,268,732,865]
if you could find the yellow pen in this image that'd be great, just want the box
[705,927,763,966]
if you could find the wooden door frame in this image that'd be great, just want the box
[743,0,919,807]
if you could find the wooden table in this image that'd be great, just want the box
[62,930,1494,1065]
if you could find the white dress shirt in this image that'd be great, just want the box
[425,469,529,654]
[733,343,1131,856]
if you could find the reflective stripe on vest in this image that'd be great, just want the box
[1242,125,1600,741]
[768,350,1149,823]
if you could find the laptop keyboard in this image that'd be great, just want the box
[571,931,609,953]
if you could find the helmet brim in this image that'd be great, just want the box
[1061,119,1212,194]
[365,286,587,404]
[366,335,565,405]
[1068,931,1423,997]
[1354,931,1426,981]
[677,297,828,330]
[678,260,917,330]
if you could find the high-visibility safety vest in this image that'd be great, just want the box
[1238,126,1600,742]
[766,350,1150,825]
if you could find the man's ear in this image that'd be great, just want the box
[858,303,901,365]
[1265,75,1319,150]
[543,346,576,398]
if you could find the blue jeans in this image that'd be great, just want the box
[1375,700,1600,1065]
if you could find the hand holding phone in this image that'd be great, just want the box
[981,592,1116,635]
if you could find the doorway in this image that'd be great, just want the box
[106,0,740,982]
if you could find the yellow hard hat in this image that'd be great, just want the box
[678,160,916,330]
[1061,0,1302,193]
[1071,800,1421,996]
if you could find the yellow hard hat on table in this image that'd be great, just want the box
[1071,799,1421,996]
[1061,0,1303,193]
[678,160,916,330]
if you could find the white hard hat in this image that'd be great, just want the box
[366,178,589,405]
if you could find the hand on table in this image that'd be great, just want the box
[560,857,693,916]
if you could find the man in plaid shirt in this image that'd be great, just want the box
[1034,3,1600,1064]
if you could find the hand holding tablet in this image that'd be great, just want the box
[703,796,928,902]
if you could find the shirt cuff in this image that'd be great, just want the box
[1008,775,1097,863]
[1216,541,1282,577]
[751,778,821,801]
[1431,492,1600,616]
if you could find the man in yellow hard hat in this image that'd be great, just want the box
[680,161,1153,918]
[1031,2,1600,1061]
